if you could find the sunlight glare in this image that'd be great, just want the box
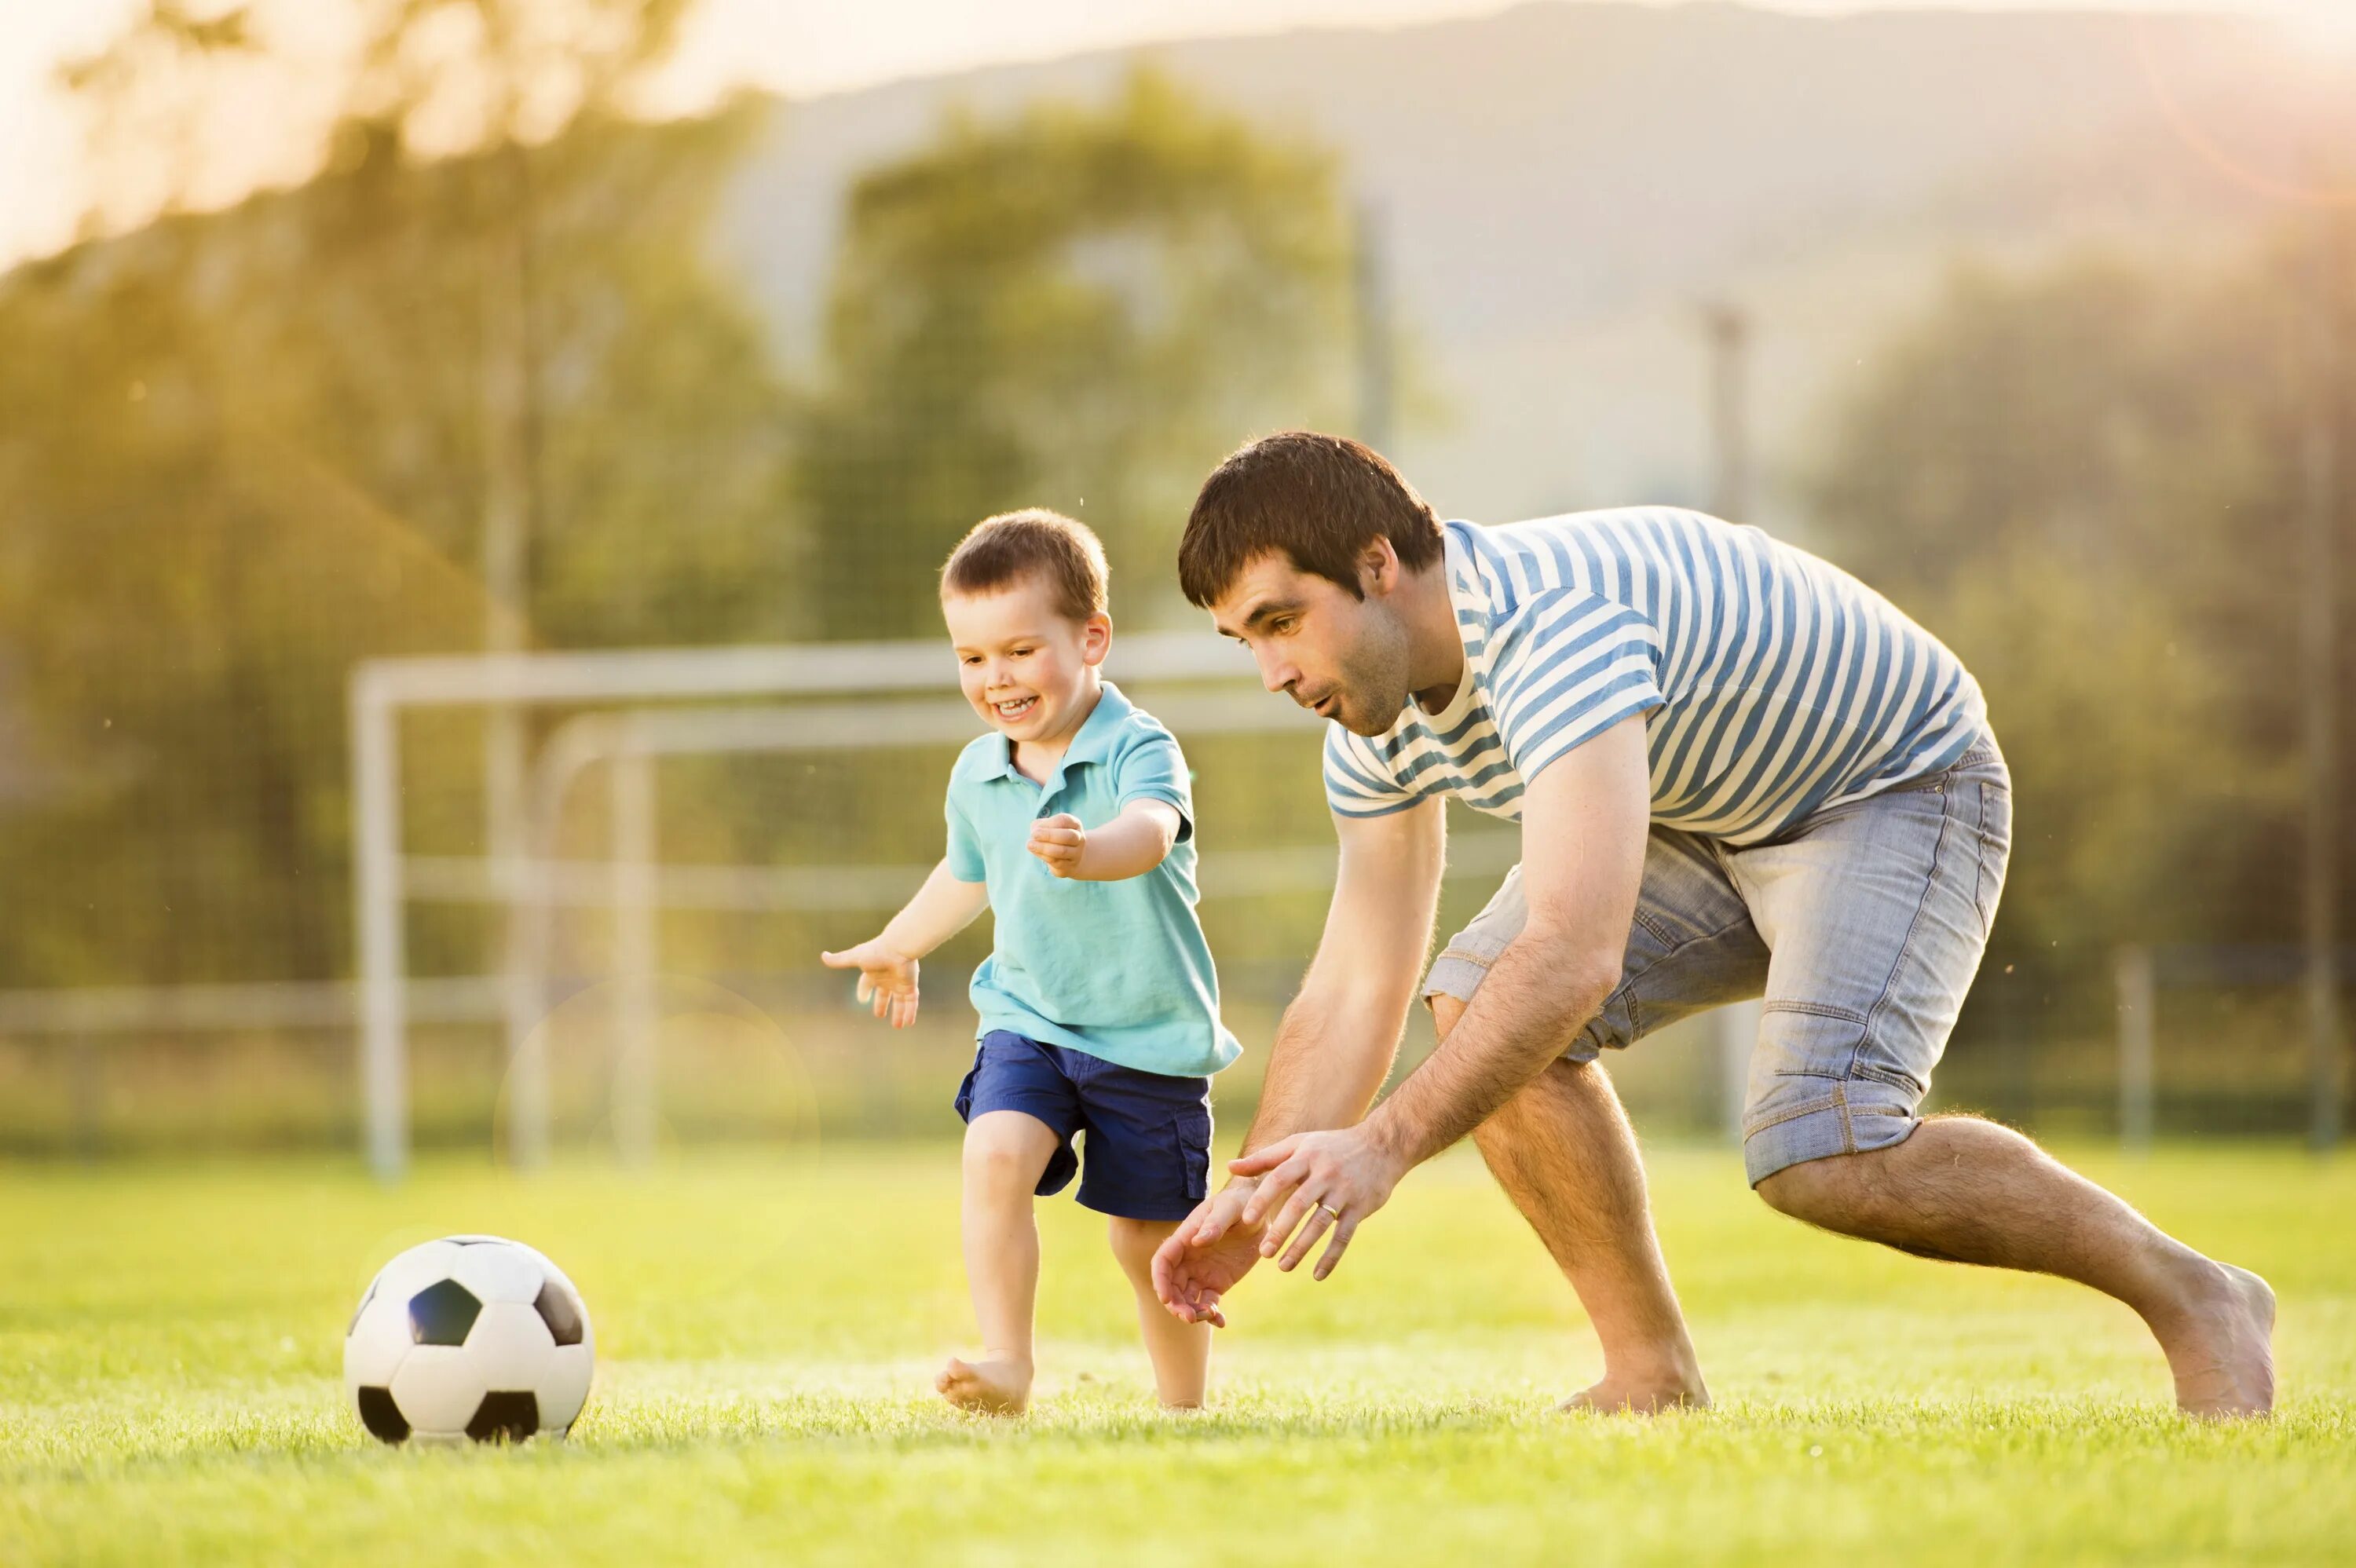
[2280,0,2356,64]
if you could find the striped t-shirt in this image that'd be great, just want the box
[1323,511,1988,846]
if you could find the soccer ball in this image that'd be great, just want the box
[343,1235,594,1444]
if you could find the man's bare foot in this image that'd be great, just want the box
[1560,1361,1710,1414]
[936,1355,1033,1415]
[2158,1261,2275,1418]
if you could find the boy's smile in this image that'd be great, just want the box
[942,575,1113,769]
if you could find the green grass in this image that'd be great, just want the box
[4,1141,2352,1565]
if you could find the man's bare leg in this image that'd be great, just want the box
[1754,1115,2274,1416]
[1437,995,1708,1412]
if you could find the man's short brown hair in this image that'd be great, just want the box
[1178,431,1444,608]
[941,509,1110,624]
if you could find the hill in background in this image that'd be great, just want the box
[711,1,2325,538]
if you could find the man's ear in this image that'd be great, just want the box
[1359,537,1402,598]
[1081,612,1114,667]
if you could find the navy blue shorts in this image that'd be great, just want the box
[953,1031,1213,1221]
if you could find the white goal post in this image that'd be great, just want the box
[347,632,1353,1179]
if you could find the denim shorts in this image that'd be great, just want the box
[953,1031,1214,1221]
[1424,740,2012,1186]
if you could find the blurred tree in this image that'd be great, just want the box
[0,22,1388,1011]
[795,70,1359,638]
[0,2,790,989]
[1805,243,2349,981]
[55,2,260,238]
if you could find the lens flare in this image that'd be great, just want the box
[2135,13,2356,207]
[2282,1,2356,64]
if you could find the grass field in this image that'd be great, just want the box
[5,1140,2353,1565]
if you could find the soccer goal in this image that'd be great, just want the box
[350,633,1527,1179]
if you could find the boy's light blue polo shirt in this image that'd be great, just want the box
[944,680,1242,1080]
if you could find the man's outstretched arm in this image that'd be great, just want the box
[1151,794,1447,1325]
[1246,795,1448,1151]
[1235,713,1653,1278]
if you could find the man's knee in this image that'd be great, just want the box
[1754,1153,1844,1221]
[1431,989,1619,1159]
[1756,1150,1932,1248]
[1754,1113,1986,1219]
[1755,1146,1974,1262]
[1473,1055,1606,1155]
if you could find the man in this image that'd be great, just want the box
[1149,430,2275,1417]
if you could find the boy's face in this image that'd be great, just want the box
[942,576,1110,747]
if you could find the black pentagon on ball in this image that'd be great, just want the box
[467,1391,539,1442]
[533,1276,585,1347]
[408,1278,482,1346]
[356,1385,410,1443]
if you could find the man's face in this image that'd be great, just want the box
[1208,550,1412,737]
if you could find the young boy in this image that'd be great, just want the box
[820,509,1241,1414]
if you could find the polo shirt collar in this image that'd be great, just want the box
[977,678,1132,784]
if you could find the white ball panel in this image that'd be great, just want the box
[389,1345,486,1437]
[466,1301,555,1388]
[449,1240,545,1305]
[509,1238,583,1299]
[537,1343,594,1431]
[375,1240,465,1301]
[543,1258,582,1298]
[342,1288,414,1388]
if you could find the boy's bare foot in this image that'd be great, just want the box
[937,1355,1033,1415]
[2160,1261,2275,1418]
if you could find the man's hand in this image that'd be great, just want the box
[1027,813,1088,878]
[1232,1124,1410,1281]
[1151,1179,1268,1326]
[818,938,920,1029]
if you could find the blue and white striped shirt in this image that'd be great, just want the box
[1323,512,1988,846]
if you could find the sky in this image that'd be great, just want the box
[3,0,2349,270]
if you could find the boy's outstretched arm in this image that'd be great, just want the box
[819,860,989,1029]
[1027,799,1181,881]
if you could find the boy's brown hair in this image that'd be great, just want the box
[940,509,1110,624]
[1178,430,1444,608]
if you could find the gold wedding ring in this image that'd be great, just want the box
[1317,1202,1343,1220]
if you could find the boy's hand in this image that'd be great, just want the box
[818,938,920,1029]
[1027,813,1087,878]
